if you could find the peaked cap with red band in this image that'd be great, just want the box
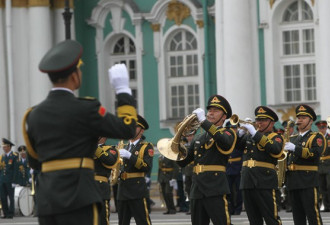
[295,104,317,121]
[137,115,149,130]
[255,106,278,122]
[206,95,232,118]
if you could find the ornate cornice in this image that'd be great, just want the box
[28,0,50,7]
[196,20,203,28]
[151,23,161,32]
[13,0,28,7]
[53,0,73,9]
[166,0,190,26]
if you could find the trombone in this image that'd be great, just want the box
[229,114,255,126]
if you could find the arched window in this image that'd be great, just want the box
[166,29,200,119]
[111,35,138,107]
[280,0,315,102]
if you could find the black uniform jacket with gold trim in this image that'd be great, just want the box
[94,145,118,200]
[237,131,283,190]
[158,155,179,183]
[177,120,237,199]
[117,139,154,201]
[286,130,326,190]
[25,90,136,216]
[319,133,330,173]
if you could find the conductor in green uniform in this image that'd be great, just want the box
[22,40,138,225]
[0,138,18,219]
[285,104,326,225]
[177,95,237,225]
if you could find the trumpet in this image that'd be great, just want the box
[229,114,255,126]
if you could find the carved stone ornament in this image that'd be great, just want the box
[166,0,190,26]
[12,0,28,7]
[277,106,296,122]
[269,0,276,9]
[151,23,161,32]
[196,20,204,28]
[53,0,74,8]
[28,0,50,7]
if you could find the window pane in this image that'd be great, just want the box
[303,29,314,54]
[129,39,136,53]
[129,60,136,80]
[302,2,313,21]
[282,2,298,22]
[114,37,125,53]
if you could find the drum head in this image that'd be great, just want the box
[18,187,34,216]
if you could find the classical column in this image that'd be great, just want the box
[0,0,9,139]
[317,1,330,118]
[216,0,259,118]
[28,0,52,106]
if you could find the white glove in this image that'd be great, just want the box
[145,177,150,183]
[30,168,34,175]
[238,128,246,137]
[29,178,32,183]
[285,142,296,152]
[119,149,132,159]
[108,64,132,95]
[169,179,178,189]
[192,108,206,122]
[241,123,257,137]
[11,183,18,188]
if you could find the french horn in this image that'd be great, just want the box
[109,140,124,185]
[157,114,200,161]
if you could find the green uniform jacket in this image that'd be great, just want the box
[0,152,19,184]
[25,90,136,216]
[157,156,179,183]
[117,140,154,200]
[286,130,326,190]
[94,145,118,200]
[177,120,237,199]
[237,131,283,189]
[318,133,330,174]
[16,158,30,186]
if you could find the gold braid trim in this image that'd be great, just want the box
[22,108,38,160]
[117,105,137,125]
[135,144,148,169]
[215,128,237,155]
[102,147,120,169]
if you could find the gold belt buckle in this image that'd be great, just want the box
[247,160,255,168]
[195,164,203,175]
[121,172,127,180]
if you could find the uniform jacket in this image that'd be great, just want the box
[286,130,326,190]
[16,157,30,186]
[117,139,154,201]
[318,133,330,174]
[177,120,237,199]
[0,151,19,184]
[158,155,179,183]
[226,147,243,176]
[25,90,136,216]
[237,131,283,190]
[94,145,118,200]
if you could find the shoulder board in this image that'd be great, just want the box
[290,134,299,138]
[310,131,318,135]
[78,96,97,101]
[140,141,153,147]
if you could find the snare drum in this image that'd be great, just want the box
[14,186,34,216]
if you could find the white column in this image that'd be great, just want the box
[28,1,52,106]
[216,0,259,118]
[12,4,30,146]
[0,5,9,139]
[317,1,330,118]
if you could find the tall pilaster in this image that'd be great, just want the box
[216,0,259,118]
[28,0,52,106]
[0,0,9,139]
[317,1,330,118]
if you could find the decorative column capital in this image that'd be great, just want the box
[28,0,50,7]
[196,20,204,28]
[166,0,190,26]
[0,0,4,8]
[53,0,73,9]
[13,0,28,7]
[151,23,160,32]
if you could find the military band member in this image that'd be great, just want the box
[0,138,18,219]
[16,145,31,187]
[94,137,119,225]
[117,115,154,225]
[22,40,137,225]
[158,154,179,214]
[177,95,237,225]
[225,121,243,216]
[237,106,283,225]
[285,104,326,225]
[316,120,330,212]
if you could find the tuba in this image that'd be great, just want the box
[277,120,293,187]
[109,140,124,185]
[157,114,200,161]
